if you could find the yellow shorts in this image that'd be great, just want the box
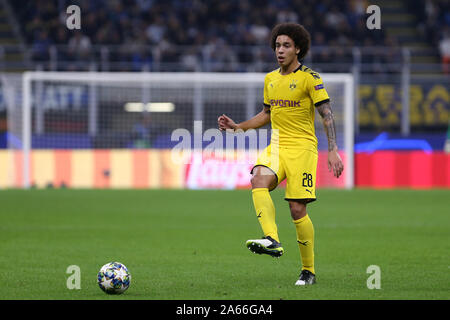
[251,144,318,202]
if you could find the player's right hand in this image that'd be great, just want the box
[218,114,237,131]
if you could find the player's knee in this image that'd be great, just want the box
[289,201,307,220]
[251,166,277,189]
[250,173,276,189]
[251,174,268,188]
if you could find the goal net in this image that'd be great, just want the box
[3,71,353,189]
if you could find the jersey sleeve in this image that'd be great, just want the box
[306,72,330,107]
[263,74,271,108]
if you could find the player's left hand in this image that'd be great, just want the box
[328,149,344,178]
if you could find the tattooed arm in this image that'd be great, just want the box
[316,101,344,178]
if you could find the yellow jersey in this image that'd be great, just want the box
[263,64,330,151]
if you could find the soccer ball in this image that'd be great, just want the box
[97,262,131,294]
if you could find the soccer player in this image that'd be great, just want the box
[218,23,344,285]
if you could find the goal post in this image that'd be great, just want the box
[18,71,354,189]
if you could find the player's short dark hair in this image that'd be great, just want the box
[270,23,311,61]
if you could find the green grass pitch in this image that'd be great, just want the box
[0,188,449,300]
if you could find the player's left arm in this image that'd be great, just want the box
[316,101,344,178]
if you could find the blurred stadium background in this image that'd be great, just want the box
[1,0,450,302]
[0,0,449,190]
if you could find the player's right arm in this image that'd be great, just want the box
[218,106,270,132]
[218,74,271,132]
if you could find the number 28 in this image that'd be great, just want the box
[302,173,313,187]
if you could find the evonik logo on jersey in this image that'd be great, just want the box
[269,99,301,107]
